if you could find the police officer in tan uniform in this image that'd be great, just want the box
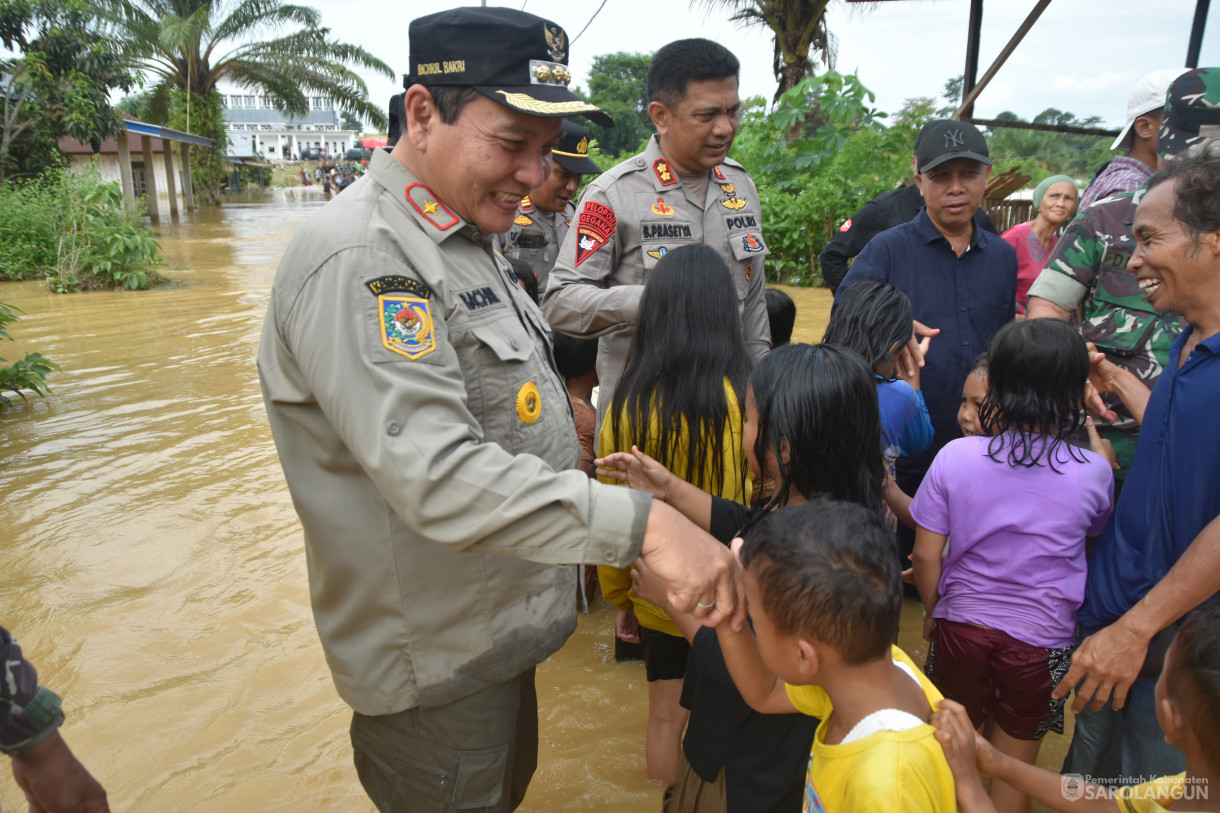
[257,9,744,812]
[543,38,771,432]
[495,119,600,290]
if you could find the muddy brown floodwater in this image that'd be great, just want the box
[0,187,1069,811]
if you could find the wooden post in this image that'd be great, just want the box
[116,131,135,211]
[179,142,195,211]
[163,139,179,218]
[141,135,161,221]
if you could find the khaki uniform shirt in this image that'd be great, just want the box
[258,149,650,715]
[492,196,575,290]
[542,136,771,431]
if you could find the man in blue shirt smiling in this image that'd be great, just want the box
[838,120,1017,558]
[1055,133,1220,783]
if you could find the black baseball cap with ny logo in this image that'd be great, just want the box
[405,6,613,127]
[914,119,992,173]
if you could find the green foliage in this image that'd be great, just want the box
[987,108,1111,184]
[580,51,653,160]
[166,89,228,203]
[0,297,59,408]
[341,112,362,133]
[0,166,163,291]
[0,0,134,181]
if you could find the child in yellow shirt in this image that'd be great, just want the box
[717,498,956,812]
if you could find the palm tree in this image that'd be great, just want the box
[697,0,835,105]
[100,0,393,199]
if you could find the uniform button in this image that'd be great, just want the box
[635,158,645,167]
[387,421,401,435]
[510,338,520,350]
[603,550,616,563]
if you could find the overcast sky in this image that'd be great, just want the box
[305,0,1216,132]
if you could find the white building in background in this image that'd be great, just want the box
[216,81,356,161]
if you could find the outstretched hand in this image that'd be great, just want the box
[1053,620,1148,713]
[894,320,939,379]
[1083,345,1121,423]
[1084,415,1118,469]
[931,699,996,779]
[595,446,676,501]
[11,731,110,813]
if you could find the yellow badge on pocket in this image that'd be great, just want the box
[379,295,436,360]
[516,381,542,424]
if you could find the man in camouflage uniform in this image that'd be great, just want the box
[495,119,600,290]
[1025,69,1220,478]
[543,38,770,433]
[1,626,109,811]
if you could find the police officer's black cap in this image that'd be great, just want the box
[552,120,601,175]
[915,119,992,173]
[406,7,613,128]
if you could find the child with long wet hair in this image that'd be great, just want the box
[598,343,886,811]
[911,318,1115,813]
[934,600,1220,812]
[597,243,752,785]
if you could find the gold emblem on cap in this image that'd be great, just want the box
[534,64,551,83]
[553,66,571,85]
[496,90,602,116]
[576,137,588,156]
[544,25,566,61]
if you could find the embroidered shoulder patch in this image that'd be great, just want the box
[839,218,853,233]
[404,183,459,231]
[379,295,436,360]
[366,275,432,298]
[574,200,615,267]
[653,158,676,187]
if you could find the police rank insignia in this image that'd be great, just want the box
[404,183,458,231]
[712,165,727,181]
[650,197,674,216]
[515,214,534,226]
[380,296,436,360]
[575,200,615,267]
[653,158,676,187]
[721,197,748,211]
[516,380,542,424]
[520,196,535,212]
[647,247,668,260]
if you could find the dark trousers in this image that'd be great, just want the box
[350,668,538,812]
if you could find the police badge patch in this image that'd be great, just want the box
[380,295,436,360]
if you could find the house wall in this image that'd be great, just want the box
[67,152,190,216]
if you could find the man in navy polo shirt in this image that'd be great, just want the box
[1055,140,1220,783]
[838,120,1017,558]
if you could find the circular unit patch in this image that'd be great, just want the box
[516,381,542,424]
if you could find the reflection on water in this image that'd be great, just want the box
[0,188,1067,811]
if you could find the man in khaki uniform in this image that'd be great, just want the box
[494,119,600,290]
[257,9,742,811]
[542,38,770,432]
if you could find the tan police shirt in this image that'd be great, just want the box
[258,149,650,715]
[492,196,575,290]
[542,135,771,431]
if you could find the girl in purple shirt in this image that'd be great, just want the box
[910,319,1114,813]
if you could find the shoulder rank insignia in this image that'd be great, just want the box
[514,214,534,226]
[719,182,735,197]
[721,197,748,211]
[366,275,432,299]
[516,380,542,424]
[650,197,674,216]
[712,165,727,181]
[647,247,668,260]
[653,158,676,187]
[520,195,535,212]
[379,295,436,360]
[575,200,615,267]
[742,233,764,252]
[404,183,458,231]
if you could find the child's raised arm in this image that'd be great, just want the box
[932,699,1118,813]
[715,619,797,714]
[596,446,714,531]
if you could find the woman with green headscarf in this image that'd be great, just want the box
[1001,174,1078,314]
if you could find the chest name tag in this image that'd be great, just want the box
[380,295,436,360]
[459,286,503,312]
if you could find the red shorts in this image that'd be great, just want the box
[924,618,1074,740]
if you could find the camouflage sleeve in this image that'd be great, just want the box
[1025,212,1102,312]
[1,626,65,756]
